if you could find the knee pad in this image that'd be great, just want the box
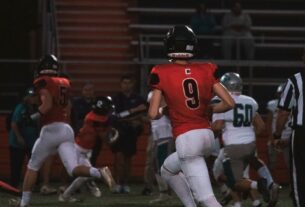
[222,158,235,189]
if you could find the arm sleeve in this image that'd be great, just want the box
[11,104,23,123]
[210,63,220,85]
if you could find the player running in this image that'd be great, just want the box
[148,25,235,207]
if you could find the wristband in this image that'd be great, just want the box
[117,110,130,118]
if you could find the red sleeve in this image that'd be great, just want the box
[209,63,220,85]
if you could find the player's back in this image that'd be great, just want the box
[221,93,258,145]
[151,62,218,137]
[34,75,70,125]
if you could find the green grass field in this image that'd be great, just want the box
[0,183,293,207]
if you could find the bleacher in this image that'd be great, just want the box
[127,0,305,110]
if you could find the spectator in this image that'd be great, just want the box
[111,74,147,193]
[190,2,217,58]
[221,0,255,60]
[8,88,40,188]
[147,91,174,204]
[71,82,95,134]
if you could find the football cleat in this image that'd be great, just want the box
[86,180,102,198]
[40,185,57,195]
[99,166,116,190]
[268,182,281,207]
[58,193,82,203]
[257,178,270,203]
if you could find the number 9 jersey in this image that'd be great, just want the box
[150,62,219,138]
[34,76,71,125]
[212,93,258,145]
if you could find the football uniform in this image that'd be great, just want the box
[28,76,77,175]
[151,62,220,206]
[212,93,258,180]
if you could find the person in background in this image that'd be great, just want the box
[111,74,147,194]
[148,25,235,207]
[190,2,217,58]
[147,91,174,204]
[8,88,40,188]
[266,83,292,173]
[221,0,255,60]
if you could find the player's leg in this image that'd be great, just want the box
[150,138,173,204]
[176,129,221,207]
[19,124,60,207]
[161,152,197,207]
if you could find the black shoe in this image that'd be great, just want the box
[257,178,270,203]
[141,187,152,196]
[268,182,281,207]
[220,193,232,206]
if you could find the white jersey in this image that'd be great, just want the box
[267,99,292,140]
[147,91,173,141]
[212,93,258,145]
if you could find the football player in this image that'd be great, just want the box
[11,54,114,207]
[212,72,280,207]
[148,25,235,207]
[59,96,117,202]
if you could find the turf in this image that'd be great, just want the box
[0,183,293,207]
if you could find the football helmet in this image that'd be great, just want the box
[92,96,115,116]
[220,72,243,92]
[164,25,198,59]
[36,54,59,76]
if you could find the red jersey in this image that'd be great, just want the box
[150,62,219,138]
[75,111,109,150]
[34,76,70,125]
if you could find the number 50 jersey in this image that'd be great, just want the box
[150,62,219,138]
[34,76,71,125]
[212,93,258,145]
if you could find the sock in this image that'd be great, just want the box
[89,167,101,179]
[202,195,222,207]
[252,199,261,206]
[63,177,88,197]
[161,167,197,207]
[257,166,274,187]
[250,181,258,189]
[20,191,31,207]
